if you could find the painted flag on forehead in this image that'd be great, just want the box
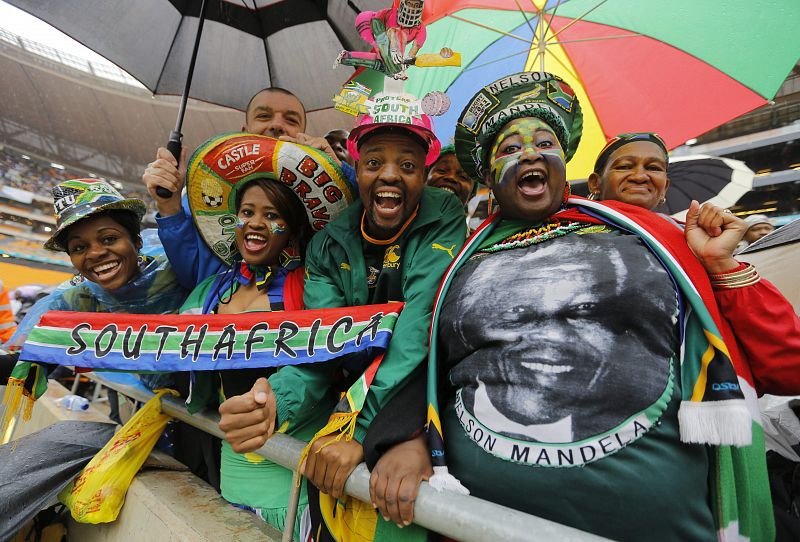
[19,303,403,372]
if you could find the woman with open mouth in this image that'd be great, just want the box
[365,71,800,541]
[176,133,353,538]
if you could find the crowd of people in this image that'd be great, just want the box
[2,60,800,542]
[0,148,70,196]
[0,147,151,215]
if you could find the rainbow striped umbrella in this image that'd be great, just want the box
[402,0,800,180]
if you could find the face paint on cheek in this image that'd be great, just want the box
[490,152,521,186]
[540,149,569,204]
[540,149,566,178]
[268,222,287,235]
[236,217,246,229]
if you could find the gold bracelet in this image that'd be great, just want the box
[709,263,760,290]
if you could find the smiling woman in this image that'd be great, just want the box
[175,133,354,538]
[3,178,189,447]
[403,71,800,542]
[61,212,142,290]
[587,132,670,211]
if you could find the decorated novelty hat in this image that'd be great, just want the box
[347,93,442,166]
[44,179,147,252]
[186,132,355,265]
[454,72,583,180]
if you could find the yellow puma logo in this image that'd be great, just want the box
[340,263,351,271]
[432,243,456,259]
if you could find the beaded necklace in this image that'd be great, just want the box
[481,218,589,253]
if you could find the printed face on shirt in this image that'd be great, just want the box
[486,118,567,222]
[356,132,427,239]
[65,214,142,291]
[589,141,669,210]
[235,184,292,267]
[244,90,306,138]
[446,233,675,442]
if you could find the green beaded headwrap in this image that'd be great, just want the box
[454,72,583,181]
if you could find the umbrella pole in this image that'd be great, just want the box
[157,0,209,199]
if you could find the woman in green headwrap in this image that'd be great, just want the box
[366,71,800,541]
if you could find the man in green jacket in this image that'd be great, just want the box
[218,93,467,501]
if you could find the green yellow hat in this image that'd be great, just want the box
[44,179,146,252]
[186,132,355,265]
[454,72,583,181]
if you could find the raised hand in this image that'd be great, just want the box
[142,146,187,216]
[684,200,747,274]
[278,132,341,166]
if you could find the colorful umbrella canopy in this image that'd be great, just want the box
[404,0,800,180]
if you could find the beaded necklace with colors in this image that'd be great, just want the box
[482,218,589,253]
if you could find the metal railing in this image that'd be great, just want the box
[86,372,608,542]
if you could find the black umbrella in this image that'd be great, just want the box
[4,0,373,195]
[660,154,755,219]
[0,421,116,540]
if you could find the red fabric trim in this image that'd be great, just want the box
[283,267,305,311]
[715,279,800,396]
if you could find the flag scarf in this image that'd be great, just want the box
[21,303,402,371]
[425,198,771,542]
[2,303,403,436]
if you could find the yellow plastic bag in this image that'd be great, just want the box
[58,389,179,523]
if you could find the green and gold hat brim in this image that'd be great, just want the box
[454,72,583,182]
[186,132,355,266]
[44,198,146,252]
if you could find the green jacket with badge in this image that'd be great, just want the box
[269,186,467,441]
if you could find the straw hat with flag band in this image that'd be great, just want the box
[186,132,356,266]
[43,179,147,252]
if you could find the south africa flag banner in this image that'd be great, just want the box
[19,303,403,372]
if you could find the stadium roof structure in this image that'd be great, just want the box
[0,27,354,185]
